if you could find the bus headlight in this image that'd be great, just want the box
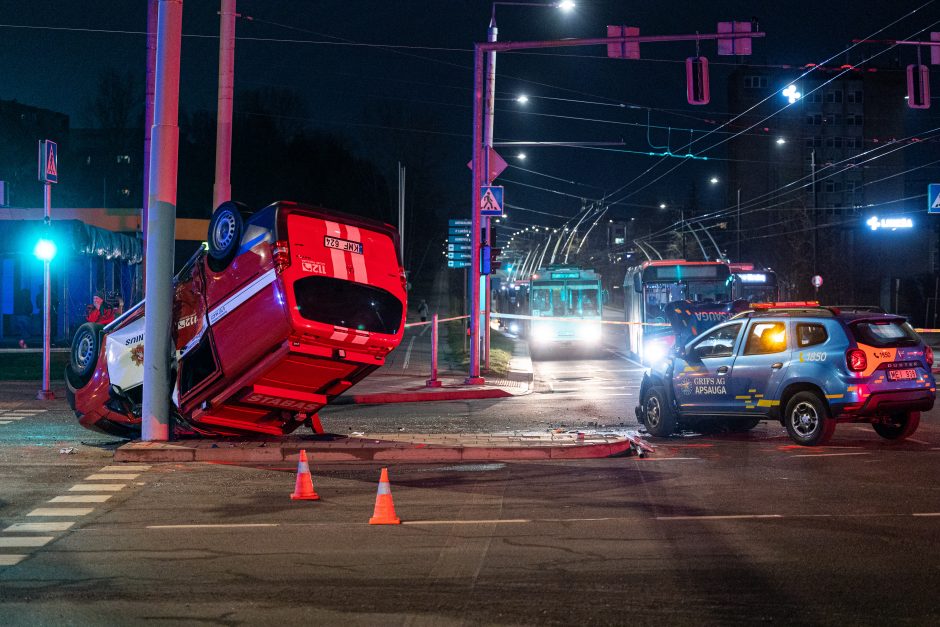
[509,322,520,334]
[532,323,555,343]
[645,341,667,363]
[578,323,602,343]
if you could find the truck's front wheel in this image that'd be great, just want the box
[784,392,835,446]
[642,384,677,438]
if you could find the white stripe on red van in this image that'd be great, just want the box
[344,225,368,284]
[324,220,348,280]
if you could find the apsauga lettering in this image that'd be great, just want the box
[693,376,727,395]
[693,311,731,322]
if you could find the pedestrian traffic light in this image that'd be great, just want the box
[907,64,930,109]
[33,238,57,261]
[490,247,503,273]
[480,246,503,275]
[686,57,710,105]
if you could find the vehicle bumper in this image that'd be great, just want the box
[833,389,935,419]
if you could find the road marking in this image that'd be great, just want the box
[100,465,150,472]
[403,519,531,526]
[5,522,75,533]
[912,513,940,517]
[68,484,125,492]
[790,452,870,458]
[656,514,784,521]
[0,537,54,548]
[402,336,416,371]
[84,473,140,481]
[50,495,113,503]
[147,523,279,530]
[0,555,27,566]
[27,508,94,517]
[907,438,930,445]
[0,421,11,425]
[0,416,25,420]
[638,457,701,461]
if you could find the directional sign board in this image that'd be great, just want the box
[929,184,940,214]
[480,185,504,217]
[448,244,472,251]
[38,140,57,184]
[449,219,472,227]
[448,260,470,269]
[447,252,471,260]
[448,236,471,244]
[448,227,471,236]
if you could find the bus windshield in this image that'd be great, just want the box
[530,282,599,317]
[643,280,731,321]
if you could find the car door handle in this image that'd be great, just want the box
[771,362,783,370]
[717,366,729,374]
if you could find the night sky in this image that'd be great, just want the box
[0,0,936,230]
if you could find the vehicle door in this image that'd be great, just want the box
[172,253,221,410]
[728,318,791,414]
[672,321,743,414]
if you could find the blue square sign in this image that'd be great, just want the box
[929,184,940,215]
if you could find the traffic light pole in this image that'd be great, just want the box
[37,182,54,401]
[467,27,764,384]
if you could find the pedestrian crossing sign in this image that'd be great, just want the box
[38,140,57,184]
[480,185,504,217]
[929,184,940,214]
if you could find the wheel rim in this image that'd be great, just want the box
[646,396,662,429]
[789,401,819,438]
[212,211,237,251]
[75,332,95,371]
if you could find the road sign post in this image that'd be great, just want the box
[37,140,57,401]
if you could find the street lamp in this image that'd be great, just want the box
[516,94,529,104]
[659,202,667,209]
[33,238,57,262]
[709,177,719,185]
[782,84,801,103]
[776,137,787,145]
[517,152,527,160]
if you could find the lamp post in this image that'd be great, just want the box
[479,0,575,375]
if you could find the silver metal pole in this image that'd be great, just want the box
[426,314,442,388]
[483,15,497,372]
[212,0,236,209]
[142,0,183,441]
[143,0,157,246]
[37,182,54,400]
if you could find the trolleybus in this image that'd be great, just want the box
[527,265,602,354]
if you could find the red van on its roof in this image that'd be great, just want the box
[65,201,407,437]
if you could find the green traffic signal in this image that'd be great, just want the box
[33,238,57,261]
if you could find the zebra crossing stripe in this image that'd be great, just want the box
[0,555,27,566]
[68,484,126,492]
[5,522,75,533]
[85,473,140,481]
[50,494,113,503]
[27,508,94,517]
[0,537,54,547]
[100,465,150,472]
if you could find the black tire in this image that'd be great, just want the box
[872,411,920,441]
[207,202,245,272]
[642,384,677,438]
[784,391,835,446]
[69,322,104,388]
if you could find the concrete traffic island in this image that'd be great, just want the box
[114,432,651,463]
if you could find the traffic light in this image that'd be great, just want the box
[907,64,930,109]
[490,247,503,272]
[480,246,502,275]
[686,57,710,105]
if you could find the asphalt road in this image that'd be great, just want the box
[1,321,939,625]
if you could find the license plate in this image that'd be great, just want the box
[887,369,916,381]
[324,236,363,255]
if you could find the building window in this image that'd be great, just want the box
[846,114,864,126]
[846,90,863,103]
[825,90,843,103]
[809,90,823,103]
[807,114,823,125]
[116,155,131,164]
[743,76,768,89]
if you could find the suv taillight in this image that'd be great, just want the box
[846,348,867,372]
[272,240,291,274]
[926,346,934,367]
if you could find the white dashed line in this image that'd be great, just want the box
[0,537,54,547]
[100,465,150,472]
[27,508,94,517]
[5,522,75,533]
[790,452,870,458]
[656,514,784,521]
[68,484,125,492]
[912,512,940,517]
[84,473,140,481]
[50,494,113,503]
[147,523,280,530]
[0,555,27,566]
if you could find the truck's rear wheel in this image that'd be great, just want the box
[872,411,920,441]
[207,202,245,272]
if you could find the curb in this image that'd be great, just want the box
[113,434,642,463]
[342,388,513,405]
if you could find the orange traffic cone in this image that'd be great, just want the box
[290,450,320,501]
[369,467,401,525]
